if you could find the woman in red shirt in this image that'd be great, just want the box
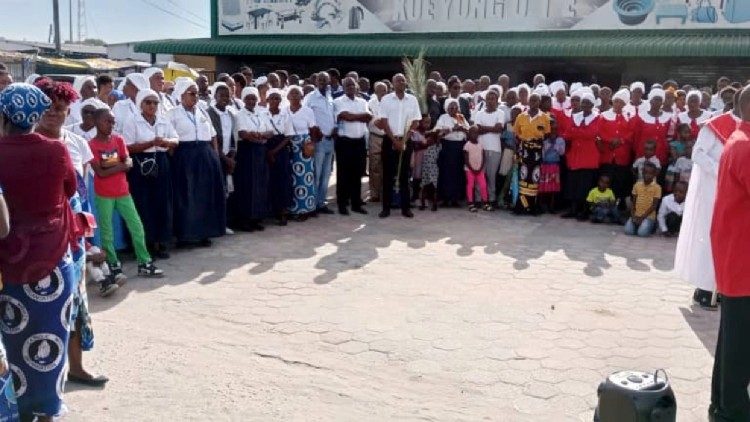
[597,88,634,209]
[676,90,713,141]
[562,92,601,220]
[632,88,673,165]
[0,83,78,420]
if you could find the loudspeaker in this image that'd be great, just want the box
[594,370,676,422]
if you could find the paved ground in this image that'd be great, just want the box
[65,205,718,421]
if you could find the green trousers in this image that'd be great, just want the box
[95,194,151,265]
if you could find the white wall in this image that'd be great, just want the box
[107,43,173,63]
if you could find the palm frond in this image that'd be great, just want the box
[402,48,428,115]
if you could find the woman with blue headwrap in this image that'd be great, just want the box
[0,83,79,420]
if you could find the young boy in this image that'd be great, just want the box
[587,174,619,224]
[88,108,163,278]
[632,139,661,182]
[658,181,687,236]
[625,162,662,237]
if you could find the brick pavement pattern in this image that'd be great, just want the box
[66,209,718,421]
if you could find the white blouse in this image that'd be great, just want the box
[235,108,272,140]
[211,105,235,155]
[112,99,139,134]
[168,106,216,142]
[122,113,179,153]
[266,109,295,137]
[435,114,468,141]
[286,106,316,135]
[68,123,97,141]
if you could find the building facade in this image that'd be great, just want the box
[135,0,750,87]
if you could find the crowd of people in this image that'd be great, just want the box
[0,60,746,420]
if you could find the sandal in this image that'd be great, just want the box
[469,205,478,213]
[484,204,493,211]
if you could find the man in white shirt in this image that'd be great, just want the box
[334,77,371,215]
[658,181,686,236]
[473,89,506,207]
[303,72,337,214]
[367,82,388,202]
[376,73,422,218]
[710,76,731,112]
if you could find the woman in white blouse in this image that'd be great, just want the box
[264,89,294,226]
[122,89,178,258]
[435,98,470,207]
[286,86,319,221]
[167,79,226,247]
[231,87,273,232]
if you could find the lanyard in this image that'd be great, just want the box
[183,108,199,140]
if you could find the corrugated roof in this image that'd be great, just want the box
[134,30,750,58]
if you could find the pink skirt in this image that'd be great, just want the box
[539,163,561,193]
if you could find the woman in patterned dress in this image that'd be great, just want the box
[512,92,551,214]
[285,86,319,221]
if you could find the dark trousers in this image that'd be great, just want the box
[665,212,682,234]
[382,137,412,212]
[711,295,750,421]
[335,136,367,209]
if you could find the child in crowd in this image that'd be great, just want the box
[665,124,693,192]
[587,174,619,224]
[632,139,661,182]
[464,126,489,212]
[86,242,119,297]
[415,116,441,212]
[498,105,522,208]
[88,108,164,279]
[625,162,662,237]
[538,119,565,213]
[658,181,687,236]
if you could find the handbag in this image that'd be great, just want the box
[692,0,717,23]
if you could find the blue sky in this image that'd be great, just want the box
[0,0,210,44]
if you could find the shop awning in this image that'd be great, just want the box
[134,29,750,58]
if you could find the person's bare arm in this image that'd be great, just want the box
[0,193,9,239]
[91,160,127,178]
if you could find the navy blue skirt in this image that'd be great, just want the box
[128,151,173,244]
[267,136,293,214]
[230,141,269,222]
[438,140,466,202]
[171,142,226,241]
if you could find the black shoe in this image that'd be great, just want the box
[252,222,265,232]
[198,239,212,248]
[560,212,577,219]
[153,249,170,260]
[338,207,350,215]
[401,210,414,218]
[317,206,335,215]
[138,261,164,278]
[351,207,368,215]
[379,210,390,218]
[693,288,718,311]
[98,276,119,297]
[110,262,127,286]
[176,240,196,249]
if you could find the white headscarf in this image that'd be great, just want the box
[24,74,40,84]
[580,92,596,104]
[572,87,593,100]
[136,88,159,109]
[286,85,304,98]
[533,84,551,97]
[73,75,96,94]
[266,88,283,98]
[517,83,530,93]
[612,88,630,104]
[173,77,197,100]
[210,81,230,101]
[254,76,268,87]
[630,81,645,93]
[550,81,566,95]
[443,97,459,111]
[125,73,149,92]
[79,97,109,119]
[686,90,702,104]
[570,82,583,95]
[143,67,163,80]
[648,88,665,102]
[241,86,259,100]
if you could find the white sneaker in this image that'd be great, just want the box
[225,228,235,235]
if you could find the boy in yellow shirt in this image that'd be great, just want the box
[625,162,662,237]
[587,174,619,224]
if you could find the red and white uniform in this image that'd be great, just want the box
[632,109,673,164]
[597,109,633,166]
[677,109,714,141]
[565,111,601,170]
